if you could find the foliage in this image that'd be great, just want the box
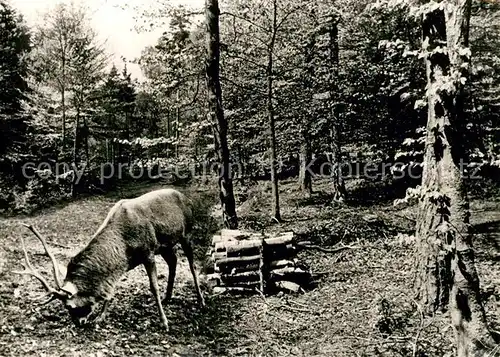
[0,1,30,154]
[1,0,499,213]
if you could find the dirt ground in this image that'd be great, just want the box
[0,180,498,356]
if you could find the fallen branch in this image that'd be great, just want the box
[297,242,358,254]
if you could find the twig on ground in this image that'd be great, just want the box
[297,242,358,254]
[277,304,315,314]
[254,288,268,306]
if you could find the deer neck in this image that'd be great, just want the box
[67,230,129,300]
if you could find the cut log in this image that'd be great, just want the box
[220,229,248,240]
[212,286,256,295]
[270,267,309,276]
[220,271,260,284]
[216,240,295,258]
[276,281,302,293]
[212,235,222,244]
[217,258,296,274]
[264,233,293,246]
[271,259,297,269]
[217,255,262,273]
[212,252,227,260]
[224,239,263,255]
[224,281,260,288]
[270,267,312,287]
[217,255,262,265]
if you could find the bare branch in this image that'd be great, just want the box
[276,1,316,31]
[220,11,269,31]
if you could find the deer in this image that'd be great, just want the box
[14,188,205,330]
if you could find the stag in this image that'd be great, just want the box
[15,188,205,330]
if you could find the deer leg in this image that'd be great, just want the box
[180,240,205,307]
[160,248,177,303]
[144,257,169,330]
[93,300,111,324]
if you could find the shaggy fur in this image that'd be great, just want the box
[62,189,203,328]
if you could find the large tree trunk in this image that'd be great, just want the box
[329,20,346,202]
[205,0,238,229]
[267,0,281,222]
[414,2,496,355]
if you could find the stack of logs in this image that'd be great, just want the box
[206,230,313,294]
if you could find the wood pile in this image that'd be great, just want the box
[206,229,313,294]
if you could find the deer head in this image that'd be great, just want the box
[14,224,107,326]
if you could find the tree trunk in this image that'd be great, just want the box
[105,138,109,163]
[414,2,496,355]
[298,136,312,194]
[298,33,315,195]
[60,50,67,155]
[267,0,281,222]
[83,116,90,170]
[176,92,180,159]
[166,109,171,137]
[125,111,130,140]
[71,110,80,197]
[205,0,238,229]
[331,120,346,202]
[329,20,346,202]
[61,87,66,153]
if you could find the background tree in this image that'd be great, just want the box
[205,0,238,228]
[0,1,31,208]
[32,3,86,153]
[67,24,107,193]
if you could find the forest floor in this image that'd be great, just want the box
[0,179,499,357]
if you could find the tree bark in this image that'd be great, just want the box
[205,0,238,229]
[414,2,496,355]
[267,0,281,222]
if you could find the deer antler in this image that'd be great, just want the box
[13,235,62,297]
[20,224,64,290]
